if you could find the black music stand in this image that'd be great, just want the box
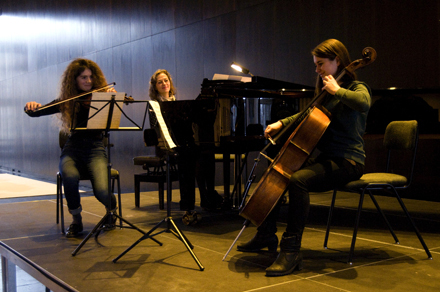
[112,101,204,271]
[70,93,162,256]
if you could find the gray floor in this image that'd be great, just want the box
[1,186,439,292]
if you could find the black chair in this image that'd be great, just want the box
[324,120,432,264]
[133,129,178,209]
[55,132,122,234]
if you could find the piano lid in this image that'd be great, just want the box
[201,75,314,98]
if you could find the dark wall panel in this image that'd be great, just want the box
[151,31,176,81]
[202,13,237,80]
[0,0,439,193]
[175,22,205,100]
[130,0,152,41]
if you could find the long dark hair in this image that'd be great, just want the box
[58,58,108,131]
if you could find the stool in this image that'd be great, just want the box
[133,156,179,209]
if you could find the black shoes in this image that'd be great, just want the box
[265,233,303,277]
[66,223,83,238]
[237,232,279,252]
[200,190,223,211]
[102,213,117,231]
[182,211,202,225]
[265,251,303,277]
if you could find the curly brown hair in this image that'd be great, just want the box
[148,69,176,102]
[58,58,108,131]
[311,39,356,96]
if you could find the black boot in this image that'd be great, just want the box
[266,232,303,277]
[237,232,278,252]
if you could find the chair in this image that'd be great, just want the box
[324,120,432,264]
[55,132,122,234]
[133,129,179,209]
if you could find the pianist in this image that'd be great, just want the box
[148,69,223,224]
[237,39,372,276]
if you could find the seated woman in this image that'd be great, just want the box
[148,69,223,224]
[24,58,118,237]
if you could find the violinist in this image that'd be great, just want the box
[24,58,118,238]
[237,39,372,276]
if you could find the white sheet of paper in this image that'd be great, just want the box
[149,100,176,149]
[86,92,125,129]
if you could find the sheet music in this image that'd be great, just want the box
[86,92,125,129]
[149,101,177,149]
[212,73,252,82]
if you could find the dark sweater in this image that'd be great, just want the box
[281,81,371,165]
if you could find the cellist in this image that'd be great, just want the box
[237,39,372,277]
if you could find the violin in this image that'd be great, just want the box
[27,82,117,113]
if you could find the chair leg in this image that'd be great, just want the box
[324,189,338,248]
[348,190,367,264]
[134,175,141,208]
[113,175,123,227]
[367,190,399,244]
[392,188,432,259]
[56,173,60,224]
[56,173,65,234]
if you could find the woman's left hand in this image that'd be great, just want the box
[322,75,340,95]
[107,87,117,93]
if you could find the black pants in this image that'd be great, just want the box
[259,155,364,237]
[177,146,198,211]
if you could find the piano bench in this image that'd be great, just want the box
[133,156,179,209]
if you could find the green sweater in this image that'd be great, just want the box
[280,81,371,165]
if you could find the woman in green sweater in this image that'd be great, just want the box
[237,39,372,276]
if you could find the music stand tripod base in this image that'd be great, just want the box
[70,96,160,256]
[112,151,204,271]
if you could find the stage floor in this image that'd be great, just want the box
[1,183,440,291]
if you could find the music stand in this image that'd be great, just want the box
[112,101,204,271]
[70,93,162,256]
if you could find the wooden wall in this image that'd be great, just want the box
[1,0,439,193]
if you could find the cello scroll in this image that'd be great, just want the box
[344,47,377,77]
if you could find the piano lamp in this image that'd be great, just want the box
[231,62,254,77]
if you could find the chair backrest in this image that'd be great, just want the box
[383,120,418,187]
[383,120,418,150]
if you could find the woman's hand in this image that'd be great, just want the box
[107,87,117,93]
[264,121,283,139]
[25,101,41,112]
[322,75,340,95]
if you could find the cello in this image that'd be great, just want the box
[223,47,377,260]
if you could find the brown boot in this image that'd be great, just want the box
[266,233,303,276]
[237,232,278,252]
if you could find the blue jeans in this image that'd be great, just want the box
[59,137,116,214]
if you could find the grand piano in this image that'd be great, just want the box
[158,75,440,206]
[157,75,315,207]
[196,75,315,206]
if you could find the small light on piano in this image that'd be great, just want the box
[301,89,306,91]
[281,88,286,91]
[388,87,397,90]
